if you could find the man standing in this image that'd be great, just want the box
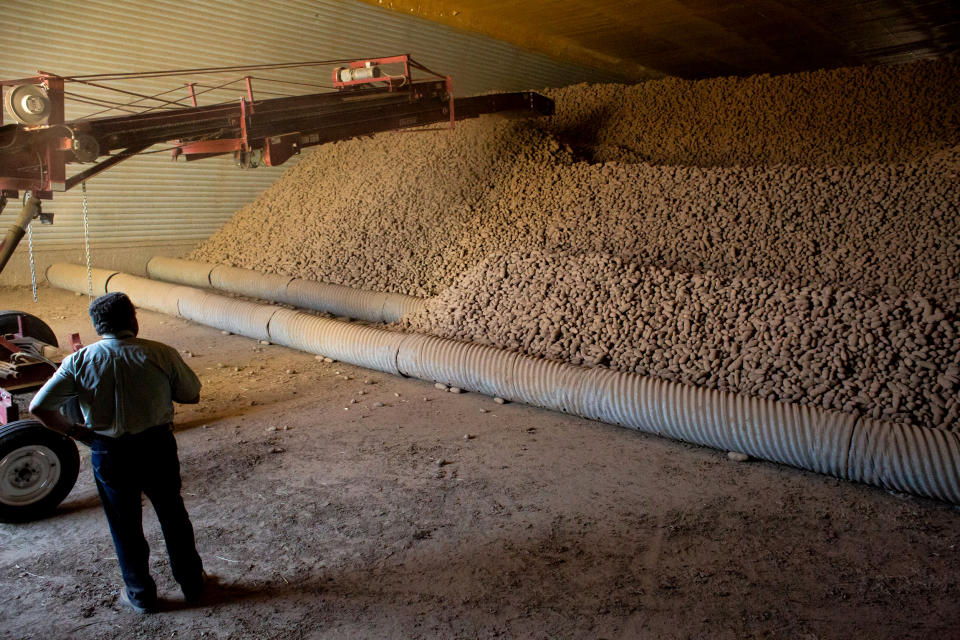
[30,292,205,613]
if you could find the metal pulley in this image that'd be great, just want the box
[3,84,51,126]
[70,134,100,163]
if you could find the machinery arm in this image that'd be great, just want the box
[0,195,40,273]
[0,56,554,195]
[0,56,555,277]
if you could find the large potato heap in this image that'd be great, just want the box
[406,251,958,429]
[194,59,960,431]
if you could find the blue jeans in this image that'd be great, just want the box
[91,425,204,607]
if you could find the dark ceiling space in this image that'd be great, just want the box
[362,0,960,80]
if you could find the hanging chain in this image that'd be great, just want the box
[81,181,93,299]
[26,220,37,302]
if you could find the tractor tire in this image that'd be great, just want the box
[0,310,58,347]
[0,420,79,522]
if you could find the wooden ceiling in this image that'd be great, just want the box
[359,0,960,80]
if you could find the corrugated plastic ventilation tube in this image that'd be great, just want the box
[47,263,960,505]
[146,256,426,323]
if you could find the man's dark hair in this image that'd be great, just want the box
[89,292,137,335]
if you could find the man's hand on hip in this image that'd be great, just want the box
[31,407,95,445]
[68,424,97,446]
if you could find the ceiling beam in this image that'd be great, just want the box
[356,0,664,82]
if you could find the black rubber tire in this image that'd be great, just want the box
[0,310,58,347]
[0,420,79,523]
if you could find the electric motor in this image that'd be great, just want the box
[336,65,382,83]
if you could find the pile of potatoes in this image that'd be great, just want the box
[194,59,960,430]
[406,251,959,430]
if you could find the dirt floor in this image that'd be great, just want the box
[2,285,959,640]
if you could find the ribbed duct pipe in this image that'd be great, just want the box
[146,257,427,323]
[47,263,960,505]
[46,263,115,297]
[46,264,194,317]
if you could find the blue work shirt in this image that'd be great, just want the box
[31,331,202,439]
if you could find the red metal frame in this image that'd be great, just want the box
[0,333,56,393]
[263,133,298,166]
[239,97,250,152]
[0,334,21,355]
[0,60,432,195]
[44,75,66,193]
[174,139,243,157]
[0,317,83,422]
[165,73,457,163]
[1,57,551,202]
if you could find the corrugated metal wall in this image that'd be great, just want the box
[1,0,619,285]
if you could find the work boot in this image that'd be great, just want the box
[182,571,212,603]
[119,587,157,614]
